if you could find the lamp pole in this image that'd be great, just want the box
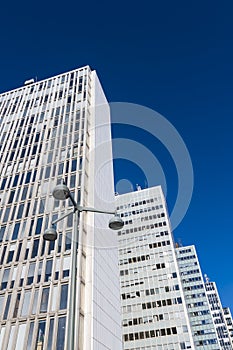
[43,184,124,350]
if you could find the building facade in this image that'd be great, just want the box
[205,277,233,350]
[223,308,233,346]
[116,186,195,350]
[176,245,220,349]
[0,66,122,349]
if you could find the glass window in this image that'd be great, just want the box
[15,324,26,350]
[21,186,28,201]
[13,293,21,318]
[12,174,19,187]
[51,286,58,311]
[27,263,36,285]
[3,294,11,320]
[17,204,24,219]
[65,232,72,250]
[12,222,20,240]
[0,226,6,242]
[0,178,7,190]
[0,295,5,315]
[40,287,50,313]
[35,320,46,349]
[0,327,6,349]
[60,284,68,310]
[56,316,66,350]
[32,290,39,314]
[26,322,34,350]
[1,268,10,290]
[35,217,43,235]
[31,239,40,258]
[71,159,77,172]
[21,290,31,317]
[6,324,16,350]
[8,190,15,204]
[3,207,10,223]
[47,318,54,350]
[45,260,53,282]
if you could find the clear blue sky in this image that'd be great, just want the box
[0,1,233,310]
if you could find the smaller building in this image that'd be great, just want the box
[205,276,233,350]
[116,186,195,350]
[176,245,220,349]
[223,308,233,346]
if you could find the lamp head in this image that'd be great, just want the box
[108,215,124,230]
[52,184,70,200]
[43,227,58,241]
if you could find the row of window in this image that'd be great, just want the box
[184,284,204,291]
[187,301,208,308]
[182,276,202,283]
[177,248,192,254]
[121,284,180,301]
[118,224,167,237]
[116,197,160,210]
[122,342,192,350]
[180,269,200,276]
[123,326,178,342]
[177,255,196,261]
[149,239,171,249]
[0,69,88,118]
[0,132,82,181]
[123,312,167,327]
[118,231,169,252]
[141,297,183,310]
[1,160,79,205]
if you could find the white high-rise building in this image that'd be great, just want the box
[0,66,122,349]
[116,186,195,350]
[176,245,220,349]
[205,277,233,350]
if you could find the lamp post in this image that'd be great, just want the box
[43,184,124,350]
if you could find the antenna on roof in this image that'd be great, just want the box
[204,274,209,282]
[136,184,141,191]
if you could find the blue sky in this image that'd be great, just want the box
[0,1,233,310]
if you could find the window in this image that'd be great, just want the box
[47,319,54,349]
[35,320,46,349]
[60,284,68,309]
[45,260,53,282]
[31,239,39,258]
[21,290,31,316]
[12,223,20,240]
[56,317,66,350]
[40,288,50,313]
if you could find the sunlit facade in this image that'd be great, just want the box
[116,186,195,350]
[0,66,122,349]
[176,245,220,349]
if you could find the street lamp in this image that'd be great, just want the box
[43,184,124,350]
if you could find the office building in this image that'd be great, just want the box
[223,308,233,346]
[0,66,122,349]
[176,245,220,349]
[116,186,195,350]
[205,277,233,350]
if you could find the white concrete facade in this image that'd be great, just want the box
[116,186,194,350]
[0,66,122,349]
